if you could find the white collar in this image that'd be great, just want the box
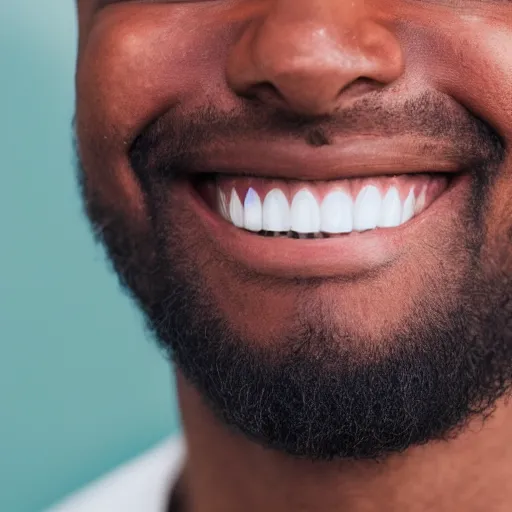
[48,436,185,512]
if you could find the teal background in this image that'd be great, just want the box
[0,2,181,511]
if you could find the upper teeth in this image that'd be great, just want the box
[290,189,321,233]
[262,188,290,232]
[229,189,244,228]
[353,185,381,232]
[243,187,263,232]
[218,185,421,235]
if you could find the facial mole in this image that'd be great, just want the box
[306,129,330,147]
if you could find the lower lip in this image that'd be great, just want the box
[182,174,470,279]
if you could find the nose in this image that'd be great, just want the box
[227,0,404,116]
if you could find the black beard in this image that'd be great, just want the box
[76,93,512,461]
[79,169,512,461]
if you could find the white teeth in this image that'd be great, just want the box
[263,188,291,232]
[244,187,263,232]
[219,181,425,234]
[378,187,402,228]
[401,189,416,224]
[290,189,321,233]
[229,189,244,228]
[414,187,426,215]
[353,186,382,232]
[320,190,353,234]
[218,189,230,221]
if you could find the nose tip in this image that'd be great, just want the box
[227,14,404,116]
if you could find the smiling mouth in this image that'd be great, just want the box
[196,172,451,238]
[171,166,469,278]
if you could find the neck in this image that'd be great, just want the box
[176,371,512,512]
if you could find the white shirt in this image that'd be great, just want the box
[47,437,185,512]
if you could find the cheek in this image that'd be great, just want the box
[484,157,512,274]
[78,8,196,141]
[76,4,237,146]
[430,16,512,140]
[400,14,512,275]
[75,4,229,229]
[448,25,512,274]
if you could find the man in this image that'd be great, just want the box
[54,0,512,510]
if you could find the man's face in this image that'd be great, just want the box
[76,0,512,459]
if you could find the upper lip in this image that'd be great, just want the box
[183,134,468,181]
[129,90,499,183]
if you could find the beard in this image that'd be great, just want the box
[77,91,512,461]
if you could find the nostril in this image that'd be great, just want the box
[336,77,386,102]
[244,81,286,106]
[246,77,384,111]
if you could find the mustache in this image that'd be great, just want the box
[130,90,504,180]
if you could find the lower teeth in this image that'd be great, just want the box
[257,230,330,239]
